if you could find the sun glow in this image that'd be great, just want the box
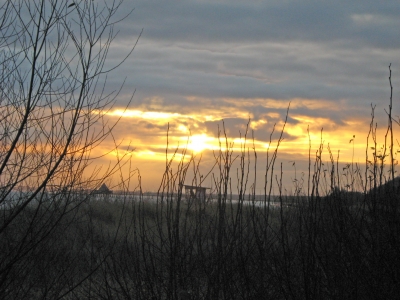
[187,134,214,153]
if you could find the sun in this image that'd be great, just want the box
[188,134,212,153]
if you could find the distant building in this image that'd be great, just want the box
[93,183,113,195]
[183,185,209,202]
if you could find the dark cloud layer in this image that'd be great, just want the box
[126,1,400,47]
[78,0,400,125]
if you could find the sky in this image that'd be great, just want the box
[95,0,400,193]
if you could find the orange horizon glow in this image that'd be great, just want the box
[101,106,392,161]
[90,101,400,191]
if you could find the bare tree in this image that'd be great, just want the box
[0,0,138,297]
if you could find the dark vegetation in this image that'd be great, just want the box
[3,176,400,299]
[1,0,400,299]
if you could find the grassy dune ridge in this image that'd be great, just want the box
[1,176,399,299]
